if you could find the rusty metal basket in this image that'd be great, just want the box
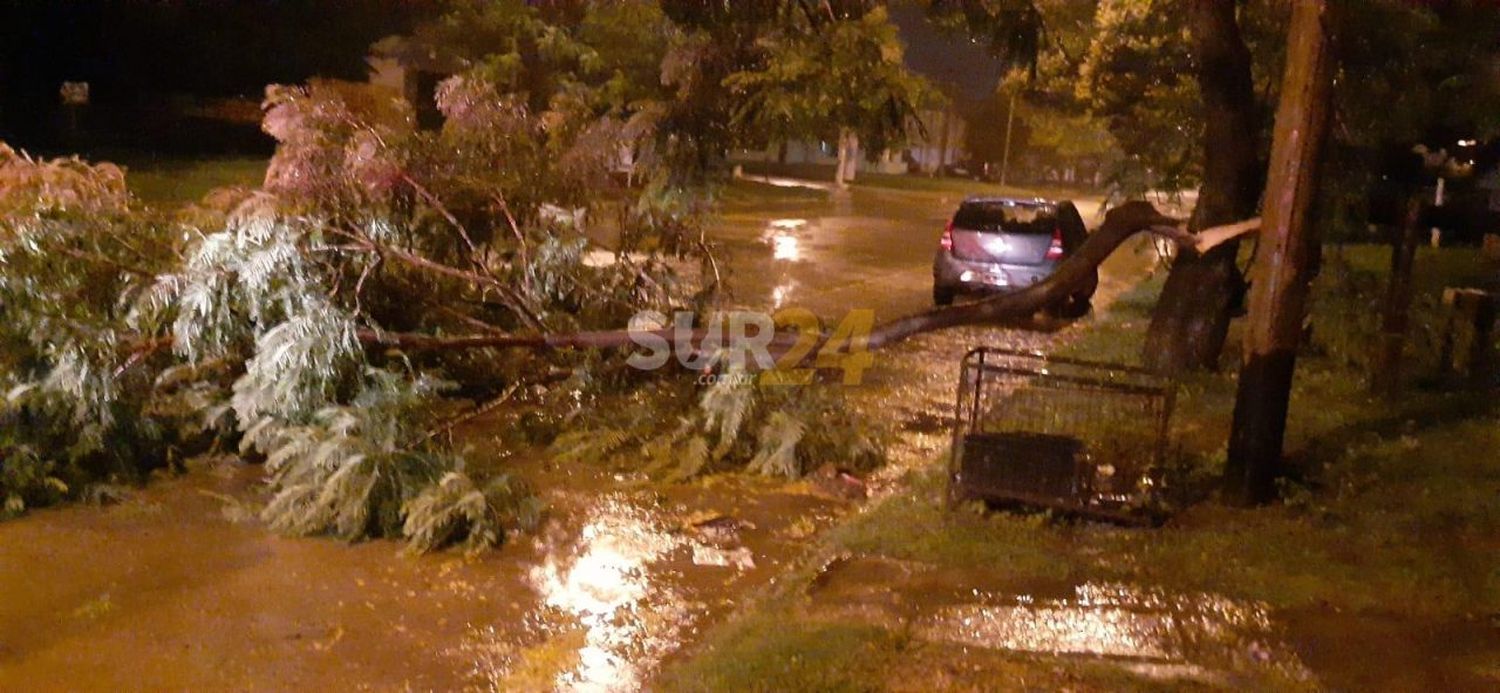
[948,347,1175,524]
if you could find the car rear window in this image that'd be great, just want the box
[952,201,1057,234]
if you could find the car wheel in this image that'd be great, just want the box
[933,284,956,306]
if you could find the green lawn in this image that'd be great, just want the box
[122,157,267,207]
[735,160,1092,200]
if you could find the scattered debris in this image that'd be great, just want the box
[679,511,756,545]
[809,464,868,500]
[691,545,756,570]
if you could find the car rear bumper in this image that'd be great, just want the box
[933,250,1057,292]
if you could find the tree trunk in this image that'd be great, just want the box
[844,130,860,184]
[1371,195,1424,397]
[1224,0,1334,505]
[835,127,852,189]
[1143,0,1264,374]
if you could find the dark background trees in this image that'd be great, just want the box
[0,0,440,153]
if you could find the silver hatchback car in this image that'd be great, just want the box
[932,196,1096,317]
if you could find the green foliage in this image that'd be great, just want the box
[724,5,932,154]
[548,367,888,483]
[945,0,1499,207]
[403,470,542,556]
[0,145,182,514]
[747,411,804,478]
[920,0,1047,66]
[1075,0,1198,188]
[0,43,711,552]
[0,443,67,519]
[0,1,945,553]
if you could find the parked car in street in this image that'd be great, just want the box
[932,196,1096,317]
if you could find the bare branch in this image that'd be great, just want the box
[409,383,521,450]
[330,225,545,331]
[400,173,488,272]
[1189,217,1262,255]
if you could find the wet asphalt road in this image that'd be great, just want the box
[713,182,1106,323]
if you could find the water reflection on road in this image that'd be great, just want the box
[456,467,846,691]
[529,497,687,691]
[809,555,1315,688]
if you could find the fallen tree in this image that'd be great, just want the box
[0,68,1262,552]
[351,202,1261,358]
[0,74,702,549]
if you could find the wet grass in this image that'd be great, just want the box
[657,613,1195,692]
[121,157,267,207]
[659,244,1500,690]
[735,160,1087,200]
[719,178,832,207]
[659,616,905,692]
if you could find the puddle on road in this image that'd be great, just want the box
[808,553,1500,690]
[461,495,691,691]
[762,218,807,263]
[451,450,848,691]
[808,555,1313,687]
[918,583,1307,685]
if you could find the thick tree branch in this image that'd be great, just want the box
[360,202,1260,358]
[133,202,1259,375]
[864,201,1183,349]
[330,225,545,331]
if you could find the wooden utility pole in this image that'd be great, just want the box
[936,103,953,175]
[1224,0,1334,505]
[1371,195,1424,397]
[1000,90,1017,187]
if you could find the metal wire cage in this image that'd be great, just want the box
[949,347,1175,523]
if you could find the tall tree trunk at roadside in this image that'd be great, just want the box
[1143,0,1264,373]
[1224,0,1334,505]
[844,130,860,184]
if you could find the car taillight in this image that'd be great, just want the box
[1045,226,1065,261]
[940,219,954,251]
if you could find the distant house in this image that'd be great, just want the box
[366,35,459,130]
[907,105,968,174]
